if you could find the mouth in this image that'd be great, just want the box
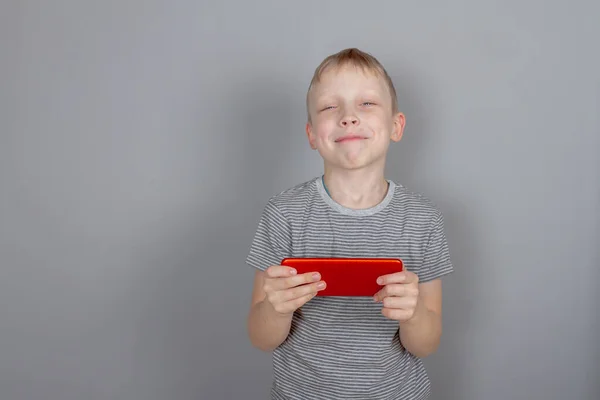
[334,134,368,143]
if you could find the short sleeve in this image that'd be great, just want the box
[245,199,293,271]
[419,211,454,282]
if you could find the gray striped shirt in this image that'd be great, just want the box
[246,176,453,399]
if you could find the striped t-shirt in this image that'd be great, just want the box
[246,176,453,400]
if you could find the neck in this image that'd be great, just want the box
[322,167,389,210]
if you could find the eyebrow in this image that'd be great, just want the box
[315,91,383,103]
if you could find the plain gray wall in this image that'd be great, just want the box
[2,1,599,399]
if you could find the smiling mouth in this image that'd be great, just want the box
[334,135,367,143]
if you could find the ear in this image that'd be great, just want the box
[390,112,405,142]
[306,122,317,150]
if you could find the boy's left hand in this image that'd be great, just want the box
[373,271,419,322]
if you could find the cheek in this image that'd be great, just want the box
[363,114,392,135]
[314,120,337,140]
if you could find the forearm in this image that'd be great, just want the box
[399,301,442,358]
[247,299,293,351]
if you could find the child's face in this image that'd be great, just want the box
[306,65,404,172]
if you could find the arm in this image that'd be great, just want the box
[399,279,443,358]
[375,273,444,358]
[247,270,293,351]
[398,211,452,357]
[245,200,296,351]
[247,266,324,351]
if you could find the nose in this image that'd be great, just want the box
[340,114,360,127]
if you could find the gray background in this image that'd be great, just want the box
[2,1,599,399]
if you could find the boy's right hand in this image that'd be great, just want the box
[263,265,326,316]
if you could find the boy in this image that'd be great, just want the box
[246,48,453,399]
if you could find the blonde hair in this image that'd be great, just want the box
[306,48,398,122]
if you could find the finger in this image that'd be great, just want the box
[269,271,321,291]
[265,265,298,278]
[381,307,414,321]
[373,284,418,302]
[381,295,417,310]
[280,280,326,302]
[376,272,405,285]
[275,292,317,314]
[377,271,418,285]
[374,284,406,301]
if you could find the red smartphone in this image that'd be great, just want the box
[280,257,403,297]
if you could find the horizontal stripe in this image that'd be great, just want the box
[246,176,453,400]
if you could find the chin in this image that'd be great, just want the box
[319,148,386,170]
[326,157,377,171]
